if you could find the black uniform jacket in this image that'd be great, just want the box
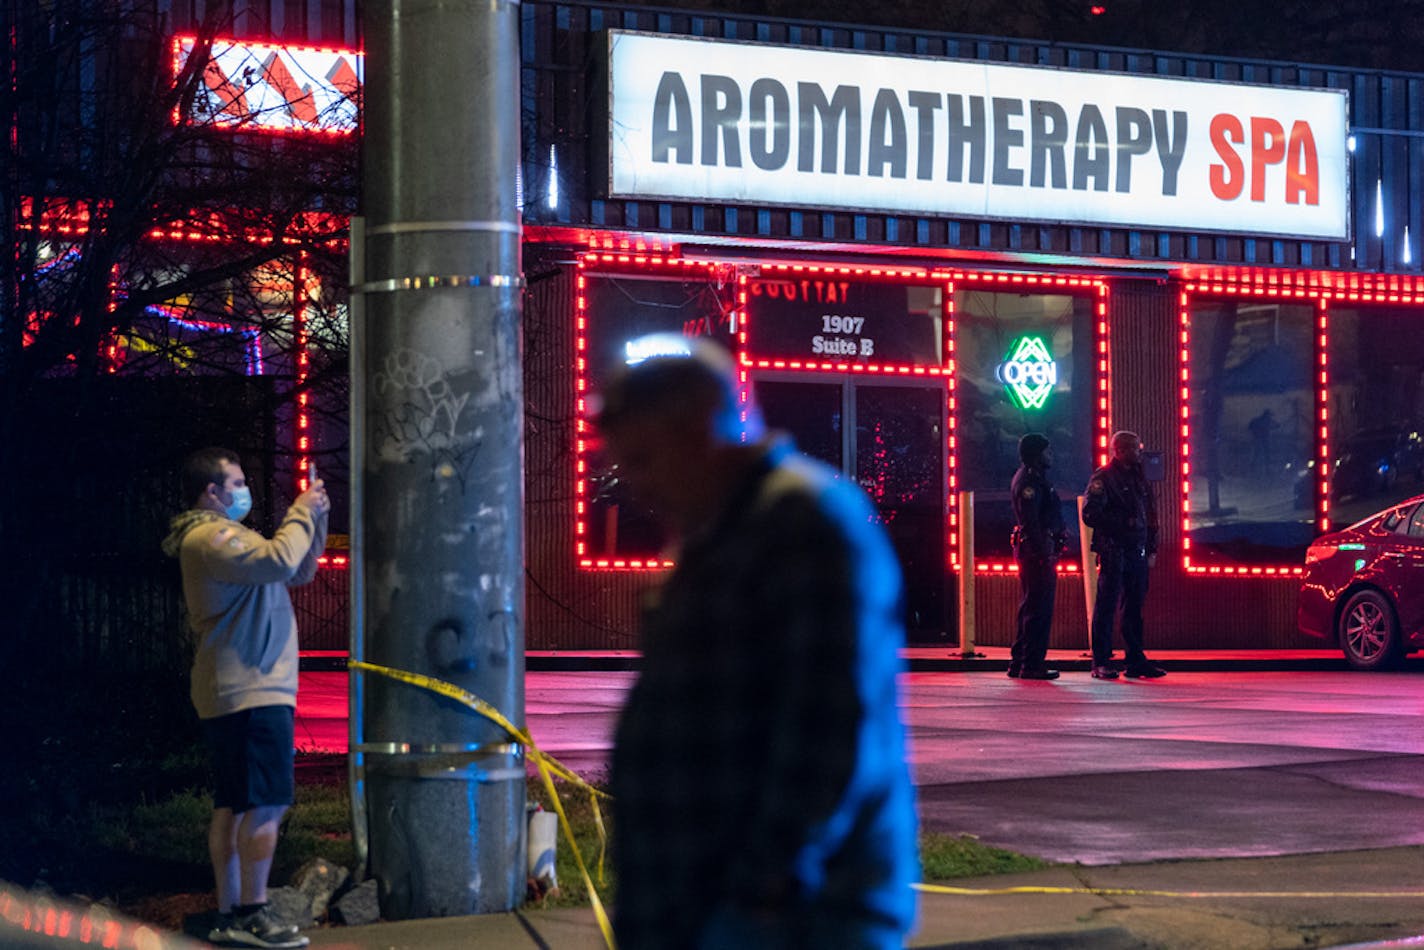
[1011,464,1065,561]
[1082,459,1158,555]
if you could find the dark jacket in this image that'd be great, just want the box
[1011,464,1066,561]
[1082,458,1158,554]
[610,437,918,950]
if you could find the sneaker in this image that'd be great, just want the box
[1018,667,1060,680]
[1125,663,1167,679]
[1006,666,1022,678]
[207,912,236,943]
[1091,665,1120,679]
[222,905,309,949]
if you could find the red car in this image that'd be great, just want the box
[1298,493,1424,670]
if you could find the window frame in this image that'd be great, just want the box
[1180,280,1424,576]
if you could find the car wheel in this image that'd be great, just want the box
[1338,589,1401,671]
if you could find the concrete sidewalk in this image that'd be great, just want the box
[304,846,1424,948]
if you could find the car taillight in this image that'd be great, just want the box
[1305,544,1335,564]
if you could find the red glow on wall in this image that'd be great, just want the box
[17,197,346,248]
[739,261,947,376]
[1174,275,1423,576]
[295,255,314,493]
[15,197,107,236]
[935,271,1110,574]
[1178,265,1424,299]
[1095,284,1112,469]
[574,251,725,571]
[104,264,120,373]
[573,253,1114,578]
[742,261,957,570]
[1317,301,1331,534]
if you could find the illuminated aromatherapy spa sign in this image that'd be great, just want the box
[606,31,1349,240]
[174,36,362,134]
[998,336,1057,409]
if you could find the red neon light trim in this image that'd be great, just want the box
[939,272,1110,573]
[574,251,733,572]
[1178,278,1370,577]
[944,283,960,567]
[1096,284,1112,469]
[746,263,958,570]
[577,558,677,571]
[294,256,313,494]
[17,196,347,249]
[1317,300,1332,534]
[973,562,1083,574]
[171,34,363,138]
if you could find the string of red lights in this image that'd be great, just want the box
[574,251,1110,576]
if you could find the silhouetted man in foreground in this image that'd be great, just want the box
[596,337,918,950]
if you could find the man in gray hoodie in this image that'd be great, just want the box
[163,447,328,949]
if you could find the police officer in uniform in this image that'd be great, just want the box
[1009,433,1066,680]
[1082,430,1166,680]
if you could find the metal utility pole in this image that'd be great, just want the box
[354,0,526,918]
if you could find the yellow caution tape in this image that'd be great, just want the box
[348,661,618,950]
[915,882,1424,899]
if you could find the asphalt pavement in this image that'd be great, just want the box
[289,652,1424,948]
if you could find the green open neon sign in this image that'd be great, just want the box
[996,335,1057,410]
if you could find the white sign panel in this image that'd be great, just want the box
[174,36,362,134]
[607,31,1350,240]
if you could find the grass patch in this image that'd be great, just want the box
[526,773,617,909]
[94,789,213,867]
[918,831,1050,880]
[274,782,358,880]
[521,776,1051,911]
[79,772,1046,917]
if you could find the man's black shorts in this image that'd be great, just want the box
[202,705,295,812]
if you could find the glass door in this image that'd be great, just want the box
[854,384,947,637]
[756,376,949,641]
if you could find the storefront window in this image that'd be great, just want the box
[578,269,737,565]
[1325,304,1424,527]
[953,287,1095,563]
[1185,298,1316,565]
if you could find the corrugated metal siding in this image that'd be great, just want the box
[518,264,1315,650]
[522,1,1424,275]
[163,0,360,46]
[291,567,350,651]
[513,3,1416,649]
[967,575,1089,652]
[1109,283,1308,649]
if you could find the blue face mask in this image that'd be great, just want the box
[224,485,252,522]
